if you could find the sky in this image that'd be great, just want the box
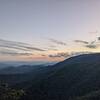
[0,0,100,62]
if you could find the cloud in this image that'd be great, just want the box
[0,44,30,51]
[49,48,58,51]
[74,39,100,49]
[49,45,57,48]
[49,51,92,58]
[98,37,100,41]
[85,44,97,49]
[70,51,93,56]
[49,52,70,58]
[89,30,98,34]
[48,38,67,46]
[0,49,32,56]
[44,45,59,51]
[0,39,45,52]
[41,54,46,57]
[19,45,45,51]
[45,47,58,51]
[74,40,88,44]
[0,38,46,57]
[0,52,32,56]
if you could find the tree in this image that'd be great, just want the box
[0,83,25,100]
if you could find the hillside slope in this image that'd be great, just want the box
[22,53,100,100]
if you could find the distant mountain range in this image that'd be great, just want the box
[0,63,10,69]
[0,61,56,69]
[1,53,100,100]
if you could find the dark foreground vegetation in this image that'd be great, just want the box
[1,53,100,100]
[0,83,25,100]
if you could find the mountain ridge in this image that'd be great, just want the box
[1,53,100,100]
[22,53,100,100]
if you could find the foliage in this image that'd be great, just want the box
[0,83,25,100]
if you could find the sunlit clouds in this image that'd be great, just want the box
[0,35,100,61]
[0,0,100,61]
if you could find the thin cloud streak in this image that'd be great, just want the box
[0,49,33,56]
[0,51,32,56]
[48,38,67,46]
[74,40,88,44]
[0,38,45,52]
[74,38,100,49]
[49,51,92,58]
[85,44,97,49]
[0,44,30,51]
[49,52,70,58]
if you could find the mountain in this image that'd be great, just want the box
[0,61,56,74]
[0,61,56,67]
[20,53,100,100]
[0,65,52,86]
[1,53,100,100]
[0,63,10,69]
[0,65,47,74]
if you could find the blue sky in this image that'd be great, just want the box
[0,0,100,61]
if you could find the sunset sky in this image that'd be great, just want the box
[0,0,100,62]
